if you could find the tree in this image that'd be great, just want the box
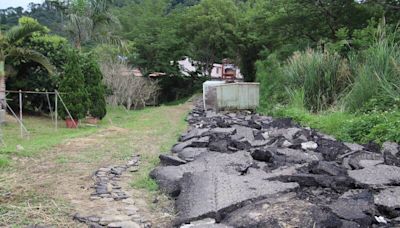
[61,0,121,49]
[180,0,240,75]
[0,17,54,110]
[81,53,106,119]
[59,50,88,119]
[116,0,184,75]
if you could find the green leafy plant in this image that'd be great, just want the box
[58,50,89,120]
[344,24,400,111]
[284,49,352,112]
[0,17,54,110]
[81,53,106,119]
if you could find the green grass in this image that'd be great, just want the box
[261,103,400,144]
[0,103,189,169]
[0,116,106,168]
[129,104,189,192]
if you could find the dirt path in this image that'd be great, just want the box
[0,101,192,227]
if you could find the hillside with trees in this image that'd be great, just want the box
[1,0,399,140]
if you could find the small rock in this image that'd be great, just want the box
[159,154,187,166]
[344,142,364,152]
[16,145,24,151]
[210,127,236,137]
[374,187,400,216]
[301,141,318,150]
[250,148,272,162]
[107,183,113,193]
[375,216,388,224]
[309,161,347,176]
[383,151,400,166]
[232,124,255,141]
[178,147,208,162]
[128,166,139,172]
[358,159,384,168]
[276,148,319,163]
[348,165,400,187]
[99,215,132,225]
[282,140,293,148]
[382,142,399,156]
[108,221,141,228]
[249,140,269,147]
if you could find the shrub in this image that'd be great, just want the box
[342,111,400,144]
[284,49,352,112]
[344,26,400,112]
[81,53,107,119]
[59,50,89,119]
[156,74,206,103]
[256,54,289,113]
[7,34,71,114]
[101,61,159,109]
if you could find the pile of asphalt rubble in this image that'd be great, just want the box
[150,100,400,228]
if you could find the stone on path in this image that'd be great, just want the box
[151,151,253,196]
[99,215,132,225]
[175,171,299,224]
[382,142,399,156]
[329,190,375,227]
[222,193,345,228]
[178,147,208,162]
[181,128,210,141]
[108,221,141,228]
[159,154,187,166]
[301,141,318,150]
[374,187,400,216]
[231,124,254,142]
[348,165,400,188]
[276,148,320,163]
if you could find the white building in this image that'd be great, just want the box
[177,57,243,80]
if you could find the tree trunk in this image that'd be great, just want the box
[0,61,6,110]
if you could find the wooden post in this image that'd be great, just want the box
[55,90,58,131]
[19,90,23,138]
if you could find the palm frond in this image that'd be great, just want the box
[66,14,94,44]
[7,47,55,74]
[6,23,46,44]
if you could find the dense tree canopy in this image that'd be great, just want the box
[1,0,399,94]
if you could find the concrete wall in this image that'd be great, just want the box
[203,81,260,111]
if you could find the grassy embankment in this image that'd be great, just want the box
[257,29,400,144]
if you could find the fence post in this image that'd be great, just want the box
[19,90,23,138]
[55,90,58,131]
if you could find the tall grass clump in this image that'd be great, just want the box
[344,26,400,111]
[256,54,289,113]
[284,49,352,112]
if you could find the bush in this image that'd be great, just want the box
[81,53,107,119]
[342,111,400,144]
[344,28,400,112]
[284,49,352,112]
[256,54,289,113]
[101,61,159,109]
[156,75,206,103]
[59,50,89,119]
[7,34,71,114]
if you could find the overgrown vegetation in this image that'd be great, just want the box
[257,23,400,144]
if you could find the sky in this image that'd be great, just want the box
[0,0,43,9]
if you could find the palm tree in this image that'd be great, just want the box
[0,17,54,110]
[61,0,121,49]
